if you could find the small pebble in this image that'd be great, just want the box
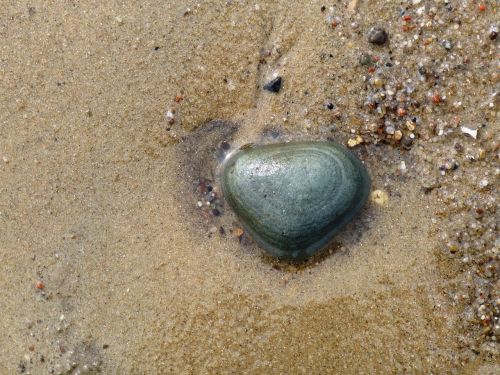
[165,110,175,124]
[370,190,388,206]
[396,107,407,117]
[478,179,489,189]
[489,26,498,40]
[478,149,486,160]
[402,136,413,149]
[231,226,244,238]
[441,39,452,50]
[405,120,416,131]
[359,53,373,66]
[461,126,478,139]
[263,76,282,93]
[367,27,388,45]
[220,141,231,151]
[372,77,384,88]
[347,135,363,148]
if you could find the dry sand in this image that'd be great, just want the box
[0,1,498,374]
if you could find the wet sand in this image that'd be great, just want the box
[0,1,498,374]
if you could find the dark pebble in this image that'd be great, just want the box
[326,102,334,110]
[220,141,231,151]
[211,209,221,217]
[263,76,282,93]
[367,27,388,45]
[454,142,464,153]
[422,182,441,194]
[402,136,413,149]
[489,28,498,40]
[358,53,373,66]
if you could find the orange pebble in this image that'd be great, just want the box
[431,93,442,104]
[231,227,244,237]
[35,281,44,289]
[478,3,486,11]
[397,107,408,117]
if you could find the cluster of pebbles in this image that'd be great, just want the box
[420,131,499,356]
[336,2,499,155]
[344,0,499,359]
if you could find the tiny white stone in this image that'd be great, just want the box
[479,179,489,189]
[165,110,174,119]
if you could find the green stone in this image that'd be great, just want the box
[221,141,371,261]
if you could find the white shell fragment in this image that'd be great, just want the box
[460,126,478,139]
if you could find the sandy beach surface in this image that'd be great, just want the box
[0,1,498,374]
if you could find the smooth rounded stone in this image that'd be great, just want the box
[221,141,371,261]
[367,27,388,45]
